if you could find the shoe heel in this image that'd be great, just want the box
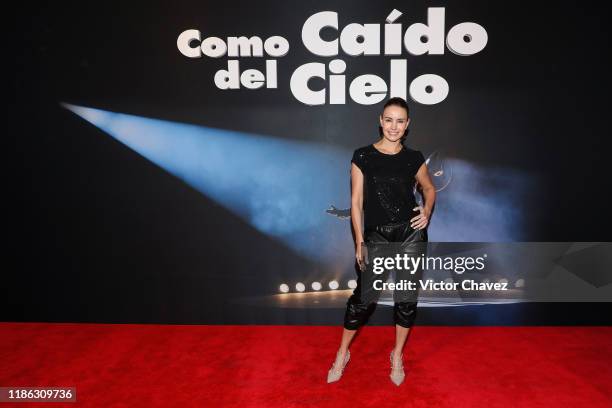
[327,350,350,383]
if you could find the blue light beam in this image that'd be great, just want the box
[62,103,533,265]
[62,103,354,263]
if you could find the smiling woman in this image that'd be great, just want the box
[327,96,437,386]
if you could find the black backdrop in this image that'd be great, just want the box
[6,0,611,324]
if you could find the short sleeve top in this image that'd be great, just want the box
[351,144,426,228]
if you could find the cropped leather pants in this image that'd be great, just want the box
[344,220,427,330]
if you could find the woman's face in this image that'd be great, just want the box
[379,105,410,142]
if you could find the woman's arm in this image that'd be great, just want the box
[412,162,436,229]
[350,163,365,246]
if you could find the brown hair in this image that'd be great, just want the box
[382,97,410,118]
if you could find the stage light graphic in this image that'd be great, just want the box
[62,102,533,265]
[62,102,353,263]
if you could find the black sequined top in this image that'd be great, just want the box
[351,144,425,228]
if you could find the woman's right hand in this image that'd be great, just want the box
[356,241,365,271]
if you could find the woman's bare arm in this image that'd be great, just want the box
[412,162,436,229]
[350,163,365,246]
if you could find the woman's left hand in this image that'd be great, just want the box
[410,206,430,230]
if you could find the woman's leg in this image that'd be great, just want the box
[332,228,385,370]
[393,324,410,361]
[392,302,417,364]
[329,288,372,379]
[331,328,357,371]
[391,224,426,367]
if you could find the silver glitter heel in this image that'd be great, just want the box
[389,350,405,386]
[327,350,350,383]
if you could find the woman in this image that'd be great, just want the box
[327,97,436,386]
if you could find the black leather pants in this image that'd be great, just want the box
[344,220,427,330]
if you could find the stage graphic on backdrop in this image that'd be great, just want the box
[63,103,530,265]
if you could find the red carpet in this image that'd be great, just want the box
[1,324,611,407]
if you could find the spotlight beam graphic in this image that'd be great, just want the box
[62,102,531,264]
[62,102,353,262]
